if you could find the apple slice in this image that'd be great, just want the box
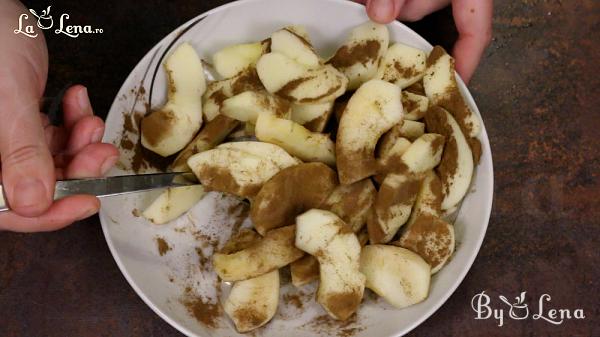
[213,225,303,281]
[303,103,335,132]
[220,229,262,255]
[407,170,443,223]
[224,270,279,333]
[328,22,389,90]
[187,141,300,198]
[377,43,427,89]
[321,179,377,232]
[255,113,336,165]
[171,115,240,172]
[336,79,403,184]
[424,106,474,211]
[141,43,205,156]
[257,53,348,104]
[213,42,265,79]
[367,173,421,243]
[251,163,337,235]
[290,254,320,287]
[384,133,445,174]
[423,46,481,138]
[295,209,365,320]
[377,136,411,170]
[203,68,264,121]
[360,245,431,308]
[142,185,206,224]
[396,214,455,274]
[221,91,291,123]
[291,101,334,125]
[402,91,429,121]
[271,28,320,68]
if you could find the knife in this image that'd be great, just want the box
[0,172,198,213]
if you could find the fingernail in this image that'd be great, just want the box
[77,87,90,110]
[91,127,104,143]
[100,155,119,176]
[76,206,98,221]
[12,178,47,209]
[371,0,394,21]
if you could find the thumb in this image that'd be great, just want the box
[0,80,54,217]
[366,0,405,24]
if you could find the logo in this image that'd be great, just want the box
[471,291,585,327]
[14,5,103,38]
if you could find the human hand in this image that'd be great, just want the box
[355,0,493,83]
[0,0,118,232]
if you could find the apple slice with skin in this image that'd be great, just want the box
[203,68,264,121]
[402,91,429,121]
[141,43,206,157]
[255,113,336,165]
[367,173,421,244]
[360,245,431,309]
[296,209,365,321]
[187,141,300,198]
[171,115,240,172]
[424,106,474,211]
[221,91,291,123]
[328,22,389,90]
[271,28,320,68]
[142,185,206,225]
[377,43,427,89]
[423,46,481,138]
[395,214,455,274]
[213,225,303,281]
[223,270,279,333]
[213,42,265,79]
[251,162,337,235]
[336,79,403,184]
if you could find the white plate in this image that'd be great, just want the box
[100,0,494,336]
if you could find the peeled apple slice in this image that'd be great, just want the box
[221,91,291,123]
[224,270,279,333]
[328,22,389,89]
[203,69,264,121]
[296,209,365,320]
[377,42,427,89]
[271,28,320,68]
[336,79,403,184]
[213,42,265,79]
[142,185,206,224]
[255,113,336,166]
[141,43,205,156]
[402,91,429,121]
[360,245,431,309]
[424,106,474,211]
[423,46,481,138]
[291,101,334,125]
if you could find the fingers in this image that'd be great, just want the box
[397,0,451,22]
[365,0,404,23]
[63,143,119,179]
[0,194,100,232]
[66,115,105,154]
[62,85,94,129]
[0,75,55,217]
[451,0,493,83]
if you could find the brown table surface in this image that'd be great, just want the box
[1,1,598,336]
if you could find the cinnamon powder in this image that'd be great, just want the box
[424,106,459,197]
[155,237,171,256]
[328,40,381,68]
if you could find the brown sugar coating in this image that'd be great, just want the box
[140,108,177,147]
[424,106,459,197]
[251,162,338,235]
[367,174,421,244]
[319,291,363,321]
[395,214,454,270]
[328,40,381,69]
[321,179,377,232]
[290,255,320,286]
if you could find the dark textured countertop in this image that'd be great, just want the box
[1,1,598,336]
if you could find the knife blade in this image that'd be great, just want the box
[0,172,198,213]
